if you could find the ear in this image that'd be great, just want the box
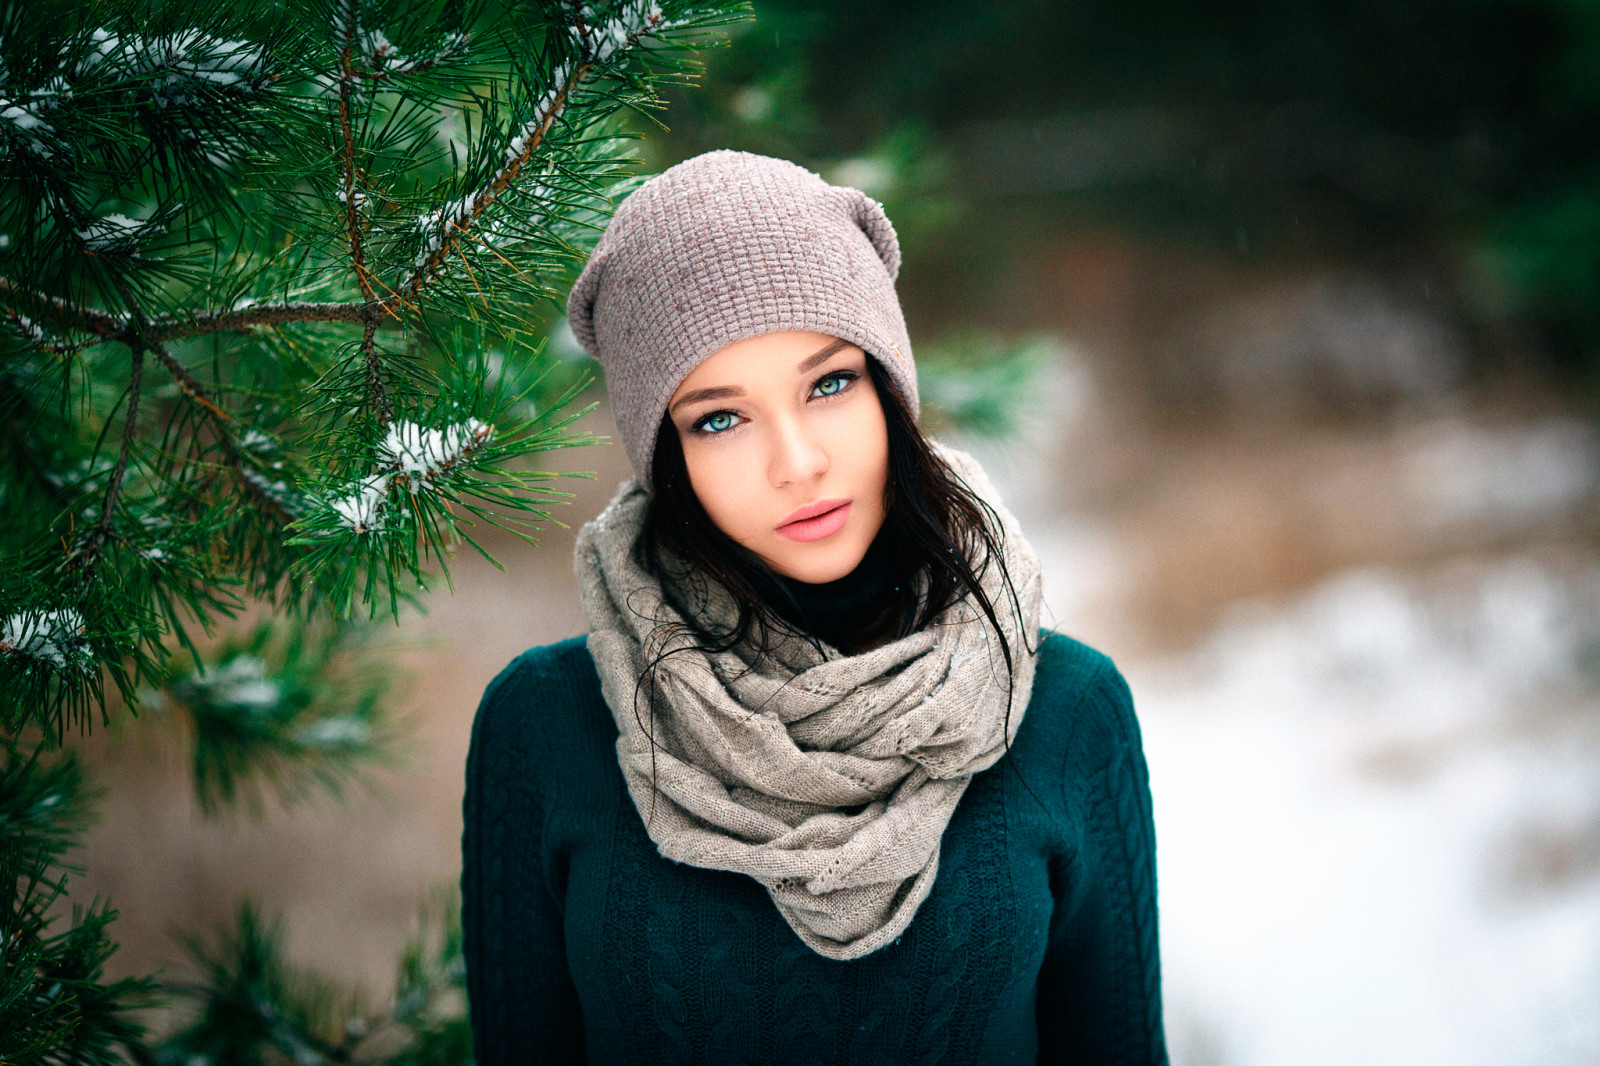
[836,187,902,280]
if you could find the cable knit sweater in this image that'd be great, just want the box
[462,630,1166,1064]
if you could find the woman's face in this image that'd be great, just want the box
[666,330,890,584]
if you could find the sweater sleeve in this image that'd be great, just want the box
[1036,655,1168,1065]
[462,653,587,1065]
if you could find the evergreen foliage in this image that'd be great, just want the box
[0,741,156,1063]
[155,896,469,1066]
[0,0,746,1060]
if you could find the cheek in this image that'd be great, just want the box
[850,402,890,511]
[681,438,762,541]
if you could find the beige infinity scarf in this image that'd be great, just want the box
[574,443,1043,960]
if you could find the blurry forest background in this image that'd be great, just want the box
[75,1,1600,1063]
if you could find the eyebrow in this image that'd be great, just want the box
[668,338,853,414]
[796,337,850,374]
[668,384,744,412]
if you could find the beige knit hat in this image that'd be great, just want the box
[566,150,918,488]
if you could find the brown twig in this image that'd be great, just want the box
[143,337,300,524]
[144,300,371,342]
[337,0,393,428]
[149,345,232,422]
[401,57,593,299]
[0,279,371,345]
[0,276,123,336]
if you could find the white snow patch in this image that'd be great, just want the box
[74,212,157,252]
[241,467,299,517]
[79,29,265,107]
[296,716,372,747]
[1403,417,1597,536]
[0,97,50,133]
[330,473,390,534]
[379,418,493,487]
[360,28,398,64]
[12,314,45,344]
[1136,559,1600,1066]
[1,608,93,673]
[573,2,674,63]
[188,654,281,711]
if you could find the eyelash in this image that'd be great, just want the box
[689,370,859,435]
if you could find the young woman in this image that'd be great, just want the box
[462,151,1166,1064]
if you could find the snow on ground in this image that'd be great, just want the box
[969,349,1600,1066]
[1140,559,1600,1066]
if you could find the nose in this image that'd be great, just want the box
[767,410,829,488]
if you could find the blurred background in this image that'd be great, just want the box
[79,1,1600,1062]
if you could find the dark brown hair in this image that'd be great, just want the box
[637,354,1030,679]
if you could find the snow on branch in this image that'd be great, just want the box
[0,77,70,158]
[174,653,282,710]
[240,467,303,520]
[326,417,493,534]
[402,3,693,295]
[79,28,269,108]
[381,418,493,486]
[360,28,471,79]
[0,97,50,133]
[0,277,126,337]
[571,2,677,63]
[74,212,164,256]
[333,0,471,83]
[0,277,376,346]
[5,309,46,345]
[329,473,389,535]
[0,608,94,674]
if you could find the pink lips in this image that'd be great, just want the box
[776,499,851,542]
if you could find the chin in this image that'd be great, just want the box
[763,536,872,584]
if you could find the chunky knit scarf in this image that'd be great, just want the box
[574,444,1043,960]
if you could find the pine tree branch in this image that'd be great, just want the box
[143,301,372,342]
[74,278,166,576]
[83,341,144,572]
[0,277,124,337]
[0,280,371,346]
[399,6,677,303]
[336,0,393,429]
[400,57,592,300]
[357,31,471,82]
[149,346,231,423]
[142,343,300,526]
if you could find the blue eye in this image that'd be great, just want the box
[813,372,854,397]
[695,411,738,434]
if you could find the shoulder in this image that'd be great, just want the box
[468,635,615,787]
[1020,629,1144,782]
[479,630,605,699]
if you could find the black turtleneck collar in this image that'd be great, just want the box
[758,528,912,652]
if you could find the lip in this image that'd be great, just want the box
[775,499,851,542]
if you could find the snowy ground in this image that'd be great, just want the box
[1141,561,1600,1066]
[974,351,1600,1066]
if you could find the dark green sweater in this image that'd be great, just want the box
[462,631,1166,1065]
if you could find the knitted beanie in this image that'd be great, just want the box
[566,150,918,488]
